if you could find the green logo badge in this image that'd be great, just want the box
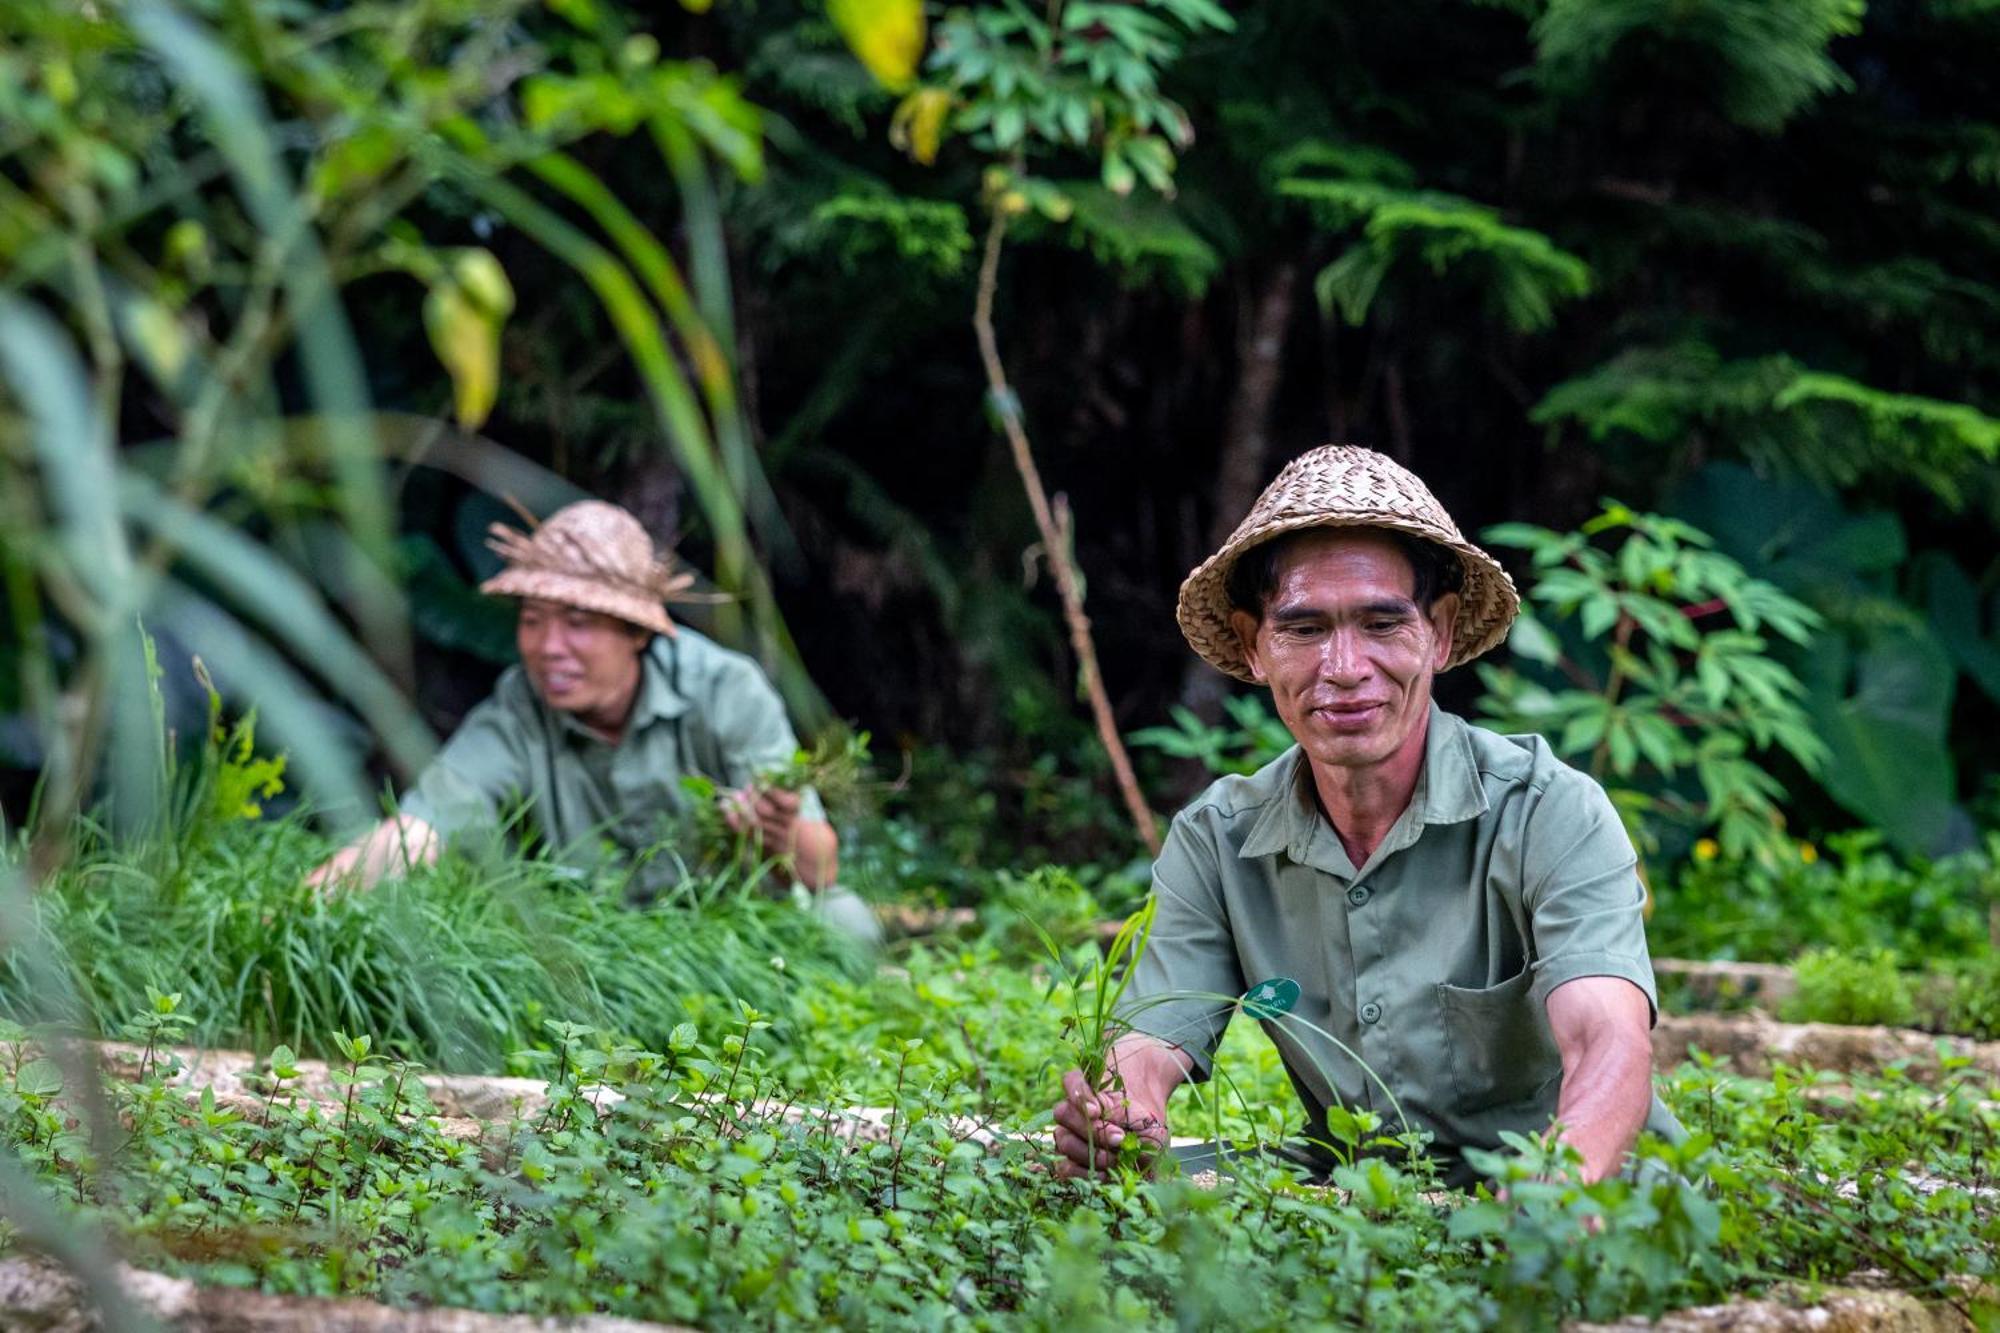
[1242,977,1300,1019]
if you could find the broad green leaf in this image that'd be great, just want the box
[15,1059,62,1097]
[1579,593,1619,640]
[1922,554,2000,705]
[1504,608,1562,666]
[1814,704,1957,857]
[1843,622,1956,737]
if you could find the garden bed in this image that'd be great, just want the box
[4,1254,1983,1333]
[1653,1012,2000,1081]
[0,1255,692,1332]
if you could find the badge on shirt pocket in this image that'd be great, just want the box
[1241,977,1301,1020]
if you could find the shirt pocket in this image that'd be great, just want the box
[1433,969,1562,1124]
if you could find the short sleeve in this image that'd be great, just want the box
[709,659,825,823]
[1116,813,1246,1079]
[398,690,533,839]
[1522,774,1658,1022]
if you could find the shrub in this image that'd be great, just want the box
[1783,948,1917,1028]
[1477,504,1823,867]
[1935,957,2000,1040]
[1648,830,1995,963]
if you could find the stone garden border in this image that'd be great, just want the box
[0,1256,693,1332]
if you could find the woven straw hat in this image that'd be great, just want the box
[1177,445,1519,681]
[479,500,694,637]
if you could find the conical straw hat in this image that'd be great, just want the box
[478,500,695,637]
[1177,445,1519,681]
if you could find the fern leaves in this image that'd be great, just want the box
[1279,166,1592,332]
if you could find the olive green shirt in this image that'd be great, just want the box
[400,629,822,893]
[1124,703,1679,1178]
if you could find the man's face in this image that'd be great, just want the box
[1228,530,1459,773]
[516,598,648,722]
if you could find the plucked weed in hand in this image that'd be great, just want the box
[760,730,874,811]
[1039,895,1156,1094]
[677,730,875,878]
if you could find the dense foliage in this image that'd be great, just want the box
[5,0,2000,866]
[4,0,2000,1326]
[4,962,1996,1329]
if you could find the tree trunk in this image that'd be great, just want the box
[1177,260,1299,718]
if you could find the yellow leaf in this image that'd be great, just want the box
[450,248,516,320]
[829,0,926,91]
[127,298,188,381]
[889,87,953,165]
[425,282,504,429]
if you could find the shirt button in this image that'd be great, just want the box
[1346,885,1370,907]
[1360,1002,1382,1024]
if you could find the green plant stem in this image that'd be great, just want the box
[1588,612,1635,779]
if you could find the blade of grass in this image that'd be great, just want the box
[129,0,405,665]
[119,475,436,781]
[0,297,162,843]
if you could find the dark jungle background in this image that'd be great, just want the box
[4,0,1999,881]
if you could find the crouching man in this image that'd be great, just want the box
[1053,446,1680,1187]
[308,499,879,946]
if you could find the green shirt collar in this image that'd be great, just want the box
[1237,701,1490,863]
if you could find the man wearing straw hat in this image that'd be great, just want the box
[307,500,878,944]
[1052,446,1679,1187]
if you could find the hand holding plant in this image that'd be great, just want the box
[1040,897,1188,1178]
[1050,1036,1188,1179]
[721,785,811,865]
[303,813,441,895]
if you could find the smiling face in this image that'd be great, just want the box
[1227,529,1459,776]
[516,598,649,736]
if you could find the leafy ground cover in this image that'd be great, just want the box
[4,974,1996,1330]
[4,740,1997,1327]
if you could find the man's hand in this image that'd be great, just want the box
[723,785,802,854]
[304,814,440,895]
[1050,1036,1191,1180]
[721,786,839,889]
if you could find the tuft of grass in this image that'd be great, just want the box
[0,813,868,1071]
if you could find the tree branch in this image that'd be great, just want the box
[974,203,1160,855]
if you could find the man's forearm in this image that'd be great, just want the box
[306,814,440,892]
[1552,1033,1651,1181]
[1547,976,1655,1182]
